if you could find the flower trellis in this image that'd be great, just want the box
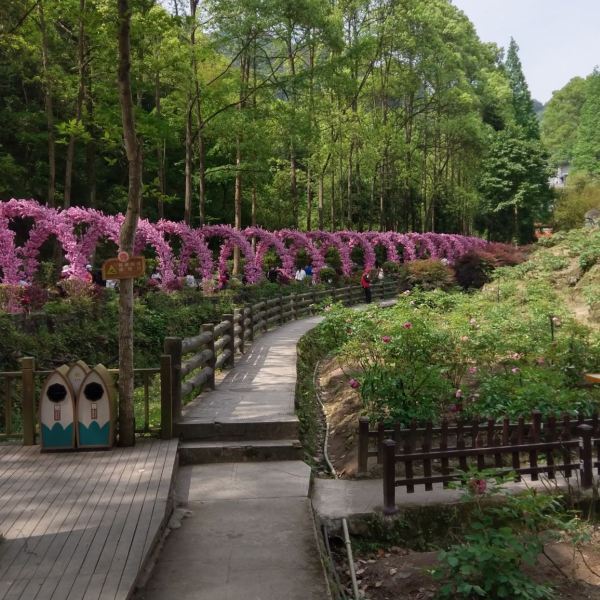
[0,199,489,288]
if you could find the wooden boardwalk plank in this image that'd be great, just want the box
[98,442,163,600]
[39,448,135,600]
[114,441,172,598]
[0,442,177,600]
[141,440,178,560]
[0,452,86,585]
[69,443,154,600]
[9,451,116,598]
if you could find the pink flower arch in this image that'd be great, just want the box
[276,229,325,279]
[157,220,213,281]
[307,231,353,276]
[200,224,261,283]
[244,226,295,276]
[336,231,376,271]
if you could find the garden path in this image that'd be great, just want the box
[137,317,331,600]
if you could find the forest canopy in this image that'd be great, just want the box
[0,0,551,242]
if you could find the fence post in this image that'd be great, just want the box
[21,357,35,446]
[245,305,253,343]
[358,417,370,475]
[202,323,216,389]
[224,314,235,368]
[382,439,398,515]
[236,308,245,354]
[579,424,594,488]
[163,337,182,421]
[160,354,172,439]
[279,295,285,324]
[377,422,385,464]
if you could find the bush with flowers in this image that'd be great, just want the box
[314,235,600,423]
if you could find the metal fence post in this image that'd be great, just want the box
[160,354,172,439]
[163,337,182,421]
[202,323,216,388]
[224,314,235,368]
[579,424,594,488]
[383,439,398,515]
[358,417,370,475]
[21,357,35,446]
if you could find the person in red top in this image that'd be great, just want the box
[360,269,372,304]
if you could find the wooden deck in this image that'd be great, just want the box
[0,440,178,600]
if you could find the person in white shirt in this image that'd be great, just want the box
[294,267,306,282]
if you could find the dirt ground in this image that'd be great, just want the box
[317,355,362,477]
[332,539,600,600]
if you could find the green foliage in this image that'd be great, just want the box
[572,70,600,177]
[553,173,600,230]
[434,470,585,600]
[311,236,600,423]
[406,259,456,291]
[477,128,552,244]
[541,76,586,166]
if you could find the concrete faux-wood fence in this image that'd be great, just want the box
[358,412,599,513]
[1,280,401,444]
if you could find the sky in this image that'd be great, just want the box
[452,0,600,104]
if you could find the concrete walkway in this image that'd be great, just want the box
[137,318,330,600]
[138,462,328,600]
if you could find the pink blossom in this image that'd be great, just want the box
[382,336,391,343]
[469,478,487,495]
[511,367,520,374]
[449,403,462,413]
[403,322,413,329]
[535,357,545,365]
[468,366,478,374]
[455,389,463,399]
[349,378,360,389]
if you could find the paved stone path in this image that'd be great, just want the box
[137,318,330,600]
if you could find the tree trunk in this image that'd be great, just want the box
[64,0,87,208]
[317,174,324,230]
[190,0,206,225]
[117,0,143,447]
[155,72,165,219]
[233,134,242,274]
[38,0,56,207]
[184,107,192,225]
[306,166,312,230]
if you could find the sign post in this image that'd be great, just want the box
[101,255,146,281]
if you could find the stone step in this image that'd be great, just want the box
[174,417,299,442]
[179,439,303,464]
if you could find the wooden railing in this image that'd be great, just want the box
[357,413,599,513]
[1,279,401,445]
[0,357,170,444]
[161,280,402,429]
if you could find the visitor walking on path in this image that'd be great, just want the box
[361,269,372,303]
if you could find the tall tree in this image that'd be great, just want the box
[504,38,539,140]
[572,70,600,177]
[117,0,143,447]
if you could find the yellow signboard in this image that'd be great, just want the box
[101,256,146,280]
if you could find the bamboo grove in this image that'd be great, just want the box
[0,0,551,242]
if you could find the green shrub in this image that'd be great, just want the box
[406,259,455,291]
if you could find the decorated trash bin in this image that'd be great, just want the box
[76,364,116,449]
[40,365,76,451]
[67,360,90,396]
